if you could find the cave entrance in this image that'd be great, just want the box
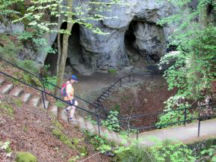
[124,21,137,52]
[124,20,166,66]
[45,22,82,75]
[124,20,152,67]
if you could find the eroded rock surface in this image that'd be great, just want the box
[66,0,176,75]
[0,0,177,75]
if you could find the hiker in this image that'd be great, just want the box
[62,75,78,122]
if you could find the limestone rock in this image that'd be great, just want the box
[65,0,177,75]
[1,0,177,76]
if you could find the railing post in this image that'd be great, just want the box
[96,113,101,136]
[127,117,130,136]
[198,113,201,137]
[184,108,187,126]
[136,129,139,140]
[40,77,47,109]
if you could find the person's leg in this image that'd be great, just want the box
[65,100,72,112]
[69,106,76,119]
[69,100,78,120]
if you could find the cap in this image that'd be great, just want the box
[71,74,78,82]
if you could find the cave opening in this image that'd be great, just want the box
[125,20,166,66]
[124,21,138,54]
[44,22,82,75]
[124,20,155,66]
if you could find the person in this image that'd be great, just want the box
[63,75,78,122]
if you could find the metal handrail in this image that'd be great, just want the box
[1,55,215,136]
[0,55,97,108]
[0,71,96,115]
[124,104,216,132]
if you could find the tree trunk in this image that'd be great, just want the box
[54,32,62,95]
[56,0,74,119]
[55,0,73,95]
[199,4,208,28]
[55,0,63,96]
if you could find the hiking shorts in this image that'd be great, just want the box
[66,99,76,106]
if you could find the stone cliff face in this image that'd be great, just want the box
[0,0,177,75]
[65,0,176,75]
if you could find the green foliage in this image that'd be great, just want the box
[0,34,23,62]
[13,98,23,107]
[0,141,12,153]
[159,25,216,125]
[102,110,120,132]
[68,156,80,162]
[201,145,216,161]
[52,118,64,130]
[52,128,75,149]
[84,131,113,153]
[114,144,155,162]
[85,115,97,125]
[156,110,189,128]
[51,119,88,156]
[0,102,14,117]
[14,0,123,35]
[115,139,196,162]
[158,0,216,114]
[151,139,195,162]
[15,152,37,162]
[17,31,34,41]
[55,100,66,109]
[17,59,39,74]
[108,68,117,75]
[0,0,25,23]
[44,75,57,91]
[156,101,197,128]
[111,104,120,112]
[13,71,42,88]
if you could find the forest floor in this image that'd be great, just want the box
[0,94,110,162]
[0,60,111,162]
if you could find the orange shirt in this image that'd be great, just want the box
[64,81,74,101]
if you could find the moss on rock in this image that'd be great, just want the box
[16,152,37,162]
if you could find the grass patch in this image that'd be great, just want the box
[55,100,66,109]
[0,102,14,117]
[52,128,75,149]
[16,152,37,162]
[84,130,115,153]
[13,98,23,107]
[108,68,117,75]
[51,119,88,157]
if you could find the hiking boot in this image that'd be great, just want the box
[64,108,70,116]
[68,117,76,123]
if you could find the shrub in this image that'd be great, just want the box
[108,68,117,75]
[84,131,113,153]
[0,102,14,117]
[44,76,57,91]
[16,152,37,162]
[52,128,75,149]
[150,140,196,162]
[114,145,155,162]
[114,139,196,162]
[102,110,120,132]
[0,34,23,62]
[17,59,39,74]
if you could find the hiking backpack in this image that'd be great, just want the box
[61,82,67,97]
